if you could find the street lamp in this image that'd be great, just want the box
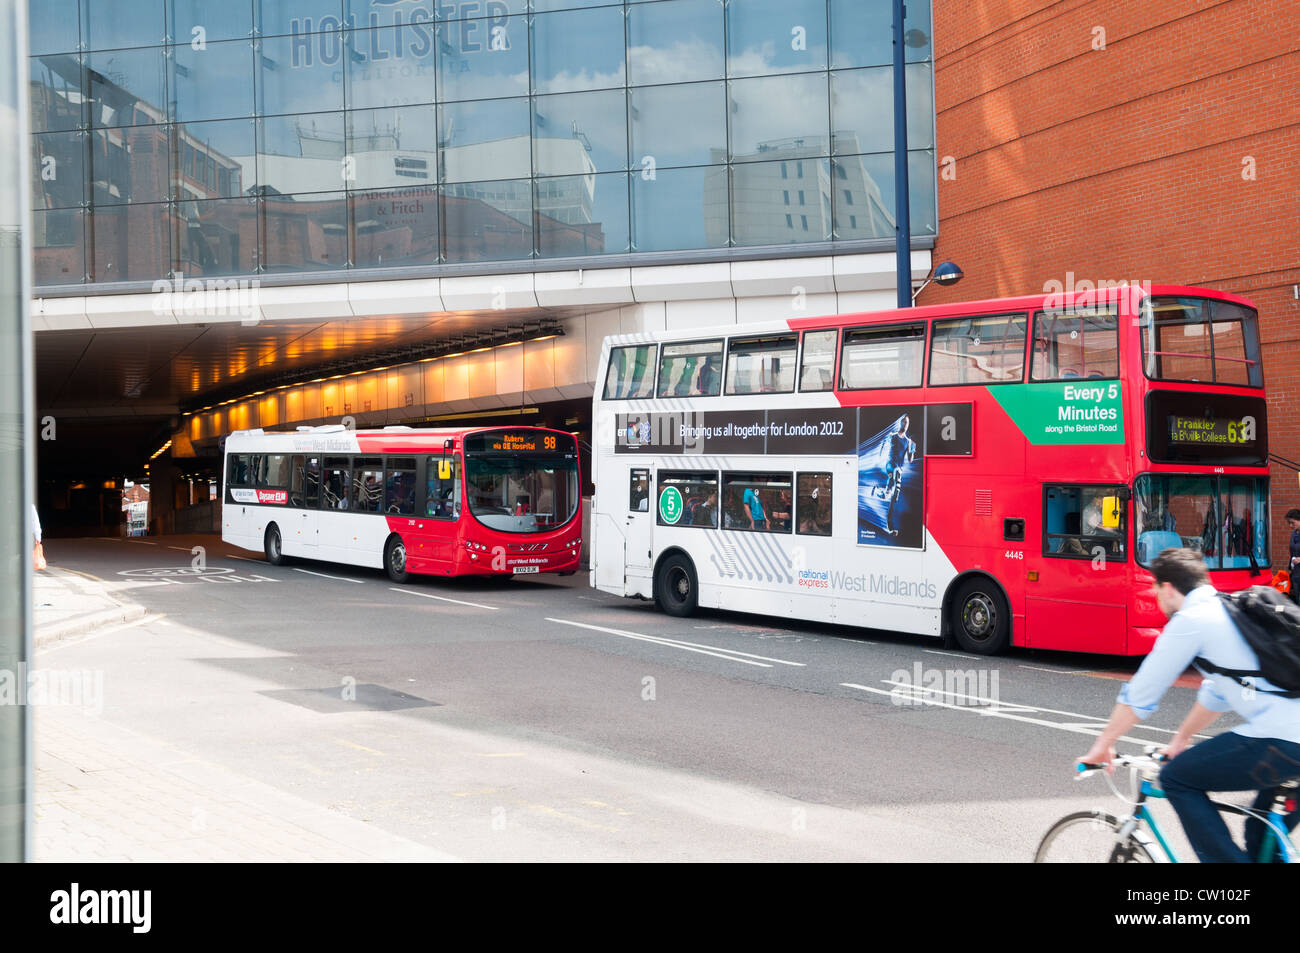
[892,1,930,308]
[911,260,964,303]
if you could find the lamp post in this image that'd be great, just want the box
[893,2,930,308]
[912,260,964,303]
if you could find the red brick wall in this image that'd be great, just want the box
[927,0,1300,567]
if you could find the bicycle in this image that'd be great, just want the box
[1034,746,1300,863]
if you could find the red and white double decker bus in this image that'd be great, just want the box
[590,284,1270,655]
[223,425,582,581]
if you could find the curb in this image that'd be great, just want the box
[34,603,149,648]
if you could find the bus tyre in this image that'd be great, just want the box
[655,553,698,618]
[264,524,288,566]
[950,578,1010,656]
[385,535,409,584]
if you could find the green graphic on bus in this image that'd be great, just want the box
[988,381,1124,445]
[658,486,684,524]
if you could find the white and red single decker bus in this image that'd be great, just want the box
[590,284,1271,656]
[222,425,582,582]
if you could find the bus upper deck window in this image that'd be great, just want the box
[1031,306,1118,382]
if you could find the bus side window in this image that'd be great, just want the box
[799,330,837,392]
[1043,484,1127,560]
[603,344,657,400]
[796,473,832,536]
[425,456,460,520]
[290,455,306,506]
[629,469,649,512]
[323,457,350,510]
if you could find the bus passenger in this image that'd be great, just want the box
[742,486,768,530]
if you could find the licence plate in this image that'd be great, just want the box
[512,565,540,574]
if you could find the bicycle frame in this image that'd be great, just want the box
[1119,772,1296,863]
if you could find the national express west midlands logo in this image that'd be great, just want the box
[797,568,938,600]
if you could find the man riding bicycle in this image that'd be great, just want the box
[1078,548,1300,862]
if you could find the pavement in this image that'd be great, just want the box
[30,554,456,862]
[33,564,147,647]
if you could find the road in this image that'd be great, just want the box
[35,534,1223,861]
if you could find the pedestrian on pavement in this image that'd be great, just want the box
[1287,508,1300,603]
[32,502,46,571]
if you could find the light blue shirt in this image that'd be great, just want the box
[1119,585,1300,744]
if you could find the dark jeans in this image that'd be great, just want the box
[1159,732,1300,862]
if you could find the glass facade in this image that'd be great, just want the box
[29,0,937,288]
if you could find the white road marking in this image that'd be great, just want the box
[843,680,1202,743]
[167,546,193,552]
[1019,664,1087,675]
[546,618,805,668]
[227,554,265,564]
[923,648,973,659]
[126,540,157,545]
[389,587,498,610]
[291,567,366,584]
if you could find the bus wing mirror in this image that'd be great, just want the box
[438,460,453,480]
[1102,495,1122,528]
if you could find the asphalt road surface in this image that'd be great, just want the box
[36,534,1231,861]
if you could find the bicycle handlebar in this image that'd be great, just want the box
[1075,746,1168,776]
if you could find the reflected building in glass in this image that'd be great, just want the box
[27,0,936,288]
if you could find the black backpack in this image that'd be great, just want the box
[1194,587,1300,698]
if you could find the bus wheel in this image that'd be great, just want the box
[950,578,1010,655]
[264,524,288,566]
[385,535,409,584]
[655,553,698,618]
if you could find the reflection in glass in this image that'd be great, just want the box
[439,98,530,183]
[171,0,256,43]
[256,0,344,38]
[831,63,934,155]
[176,196,259,276]
[732,157,830,246]
[728,73,828,161]
[832,153,893,239]
[531,6,625,94]
[346,0,434,30]
[90,202,172,281]
[351,185,439,268]
[627,0,724,85]
[347,24,438,109]
[28,0,80,56]
[442,178,533,263]
[88,47,168,127]
[438,14,527,101]
[32,130,86,210]
[629,82,725,170]
[631,165,728,253]
[83,0,165,51]
[726,0,828,77]
[536,171,628,258]
[90,125,172,205]
[33,208,86,285]
[258,112,345,195]
[532,89,626,175]
[173,118,255,200]
[831,0,931,68]
[172,39,256,122]
[30,55,85,133]
[257,31,346,116]
[347,105,438,189]
[261,191,348,271]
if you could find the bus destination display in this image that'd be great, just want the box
[1168,414,1258,447]
[467,431,570,454]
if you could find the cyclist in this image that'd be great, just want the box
[1078,547,1300,862]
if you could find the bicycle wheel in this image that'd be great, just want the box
[1034,811,1161,863]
